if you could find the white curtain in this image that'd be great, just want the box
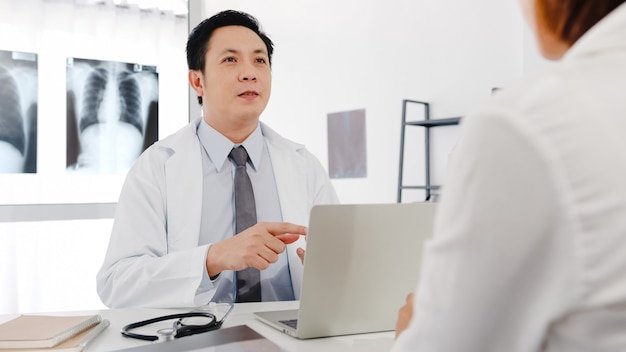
[0,220,112,314]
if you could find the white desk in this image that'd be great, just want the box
[1,301,395,351]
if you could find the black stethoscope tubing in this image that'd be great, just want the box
[121,311,220,341]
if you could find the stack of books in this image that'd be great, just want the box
[0,314,109,351]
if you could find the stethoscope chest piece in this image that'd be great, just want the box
[156,327,176,342]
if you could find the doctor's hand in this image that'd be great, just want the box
[395,293,415,339]
[205,222,306,278]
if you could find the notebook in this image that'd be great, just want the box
[0,314,102,349]
[254,202,437,339]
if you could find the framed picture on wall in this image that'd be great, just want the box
[0,49,38,174]
[327,109,367,179]
[66,57,159,174]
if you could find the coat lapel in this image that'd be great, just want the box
[262,123,308,298]
[163,119,204,250]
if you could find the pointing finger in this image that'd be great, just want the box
[275,233,302,245]
[263,222,307,237]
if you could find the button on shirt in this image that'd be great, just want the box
[195,119,295,303]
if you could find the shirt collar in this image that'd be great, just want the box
[197,119,263,172]
[564,3,626,61]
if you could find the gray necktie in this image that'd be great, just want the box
[229,146,262,302]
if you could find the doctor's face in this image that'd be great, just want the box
[190,25,272,129]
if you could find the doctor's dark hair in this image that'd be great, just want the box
[537,0,625,45]
[187,10,274,71]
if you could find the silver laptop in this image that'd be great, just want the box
[254,202,437,339]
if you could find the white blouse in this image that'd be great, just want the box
[392,4,626,351]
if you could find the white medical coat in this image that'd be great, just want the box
[393,4,626,351]
[96,118,339,308]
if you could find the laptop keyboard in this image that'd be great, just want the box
[279,319,298,329]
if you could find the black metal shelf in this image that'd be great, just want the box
[398,185,441,190]
[397,100,461,202]
[405,117,461,127]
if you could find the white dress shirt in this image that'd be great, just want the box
[393,4,626,351]
[196,120,294,303]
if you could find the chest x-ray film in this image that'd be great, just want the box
[0,49,38,174]
[66,58,158,174]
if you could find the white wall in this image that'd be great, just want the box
[201,0,526,203]
[521,22,555,75]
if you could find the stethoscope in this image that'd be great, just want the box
[121,303,235,342]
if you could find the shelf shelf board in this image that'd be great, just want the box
[405,117,461,127]
[399,185,441,190]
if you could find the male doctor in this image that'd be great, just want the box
[96,10,338,308]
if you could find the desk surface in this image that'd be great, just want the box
[1,301,395,352]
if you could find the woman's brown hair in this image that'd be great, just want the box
[537,0,625,45]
